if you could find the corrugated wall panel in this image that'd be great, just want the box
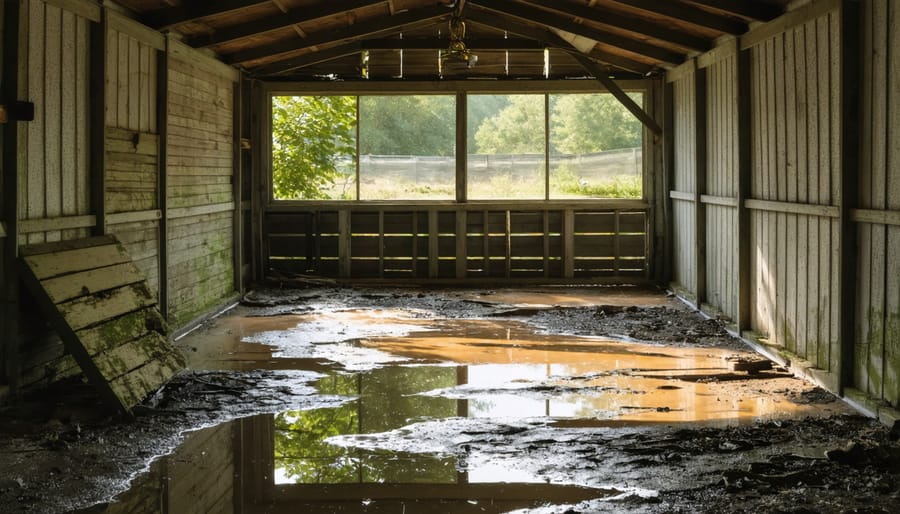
[671,73,696,295]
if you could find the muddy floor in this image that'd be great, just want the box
[1,286,899,513]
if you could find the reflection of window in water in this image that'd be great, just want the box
[274,366,459,484]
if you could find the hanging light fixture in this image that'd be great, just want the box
[440,13,477,72]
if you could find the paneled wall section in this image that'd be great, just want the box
[670,73,696,296]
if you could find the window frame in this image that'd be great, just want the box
[264,81,650,207]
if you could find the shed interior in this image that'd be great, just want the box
[0,0,898,437]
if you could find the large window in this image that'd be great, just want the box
[359,95,456,200]
[271,91,643,201]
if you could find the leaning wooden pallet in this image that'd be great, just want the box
[19,235,185,415]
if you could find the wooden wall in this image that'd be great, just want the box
[166,46,237,327]
[667,0,900,421]
[105,22,162,296]
[2,0,241,392]
[18,0,91,246]
[669,71,696,297]
[855,0,900,410]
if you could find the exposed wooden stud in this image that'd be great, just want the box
[735,44,751,333]
[428,209,439,278]
[694,64,708,308]
[2,0,21,391]
[838,0,860,392]
[89,10,107,236]
[338,210,351,278]
[157,43,169,319]
[563,209,575,278]
[455,210,467,278]
[662,79,674,284]
[456,92,467,203]
[233,80,243,293]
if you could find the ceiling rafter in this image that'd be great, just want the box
[686,0,783,22]
[471,0,684,64]
[251,42,364,76]
[144,0,268,31]
[187,0,389,48]
[612,0,747,34]
[223,5,451,65]
[521,0,710,53]
[465,8,654,75]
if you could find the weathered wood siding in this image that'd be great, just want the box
[748,11,841,372]
[855,0,900,407]
[166,54,236,326]
[670,72,696,296]
[18,0,91,245]
[104,25,161,296]
[703,54,739,321]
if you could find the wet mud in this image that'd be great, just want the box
[1,286,898,513]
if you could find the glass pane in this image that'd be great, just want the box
[358,95,456,200]
[271,95,357,200]
[549,93,643,199]
[467,94,546,199]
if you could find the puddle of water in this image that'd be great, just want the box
[125,302,855,514]
[465,286,669,308]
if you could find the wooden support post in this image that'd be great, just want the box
[89,9,107,236]
[694,64,708,309]
[563,209,575,278]
[428,209,438,278]
[736,46,752,332]
[1,0,21,391]
[157,43,169,319]
[338,210,351,278]
[455,209,466,278]
[456,92,467,203]
[838,0,860,392]
[232,79,243,293]
[542,210,550,278]
[662,80,675,284]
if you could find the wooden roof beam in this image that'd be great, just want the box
[521,0,710,53]
[187,0,388,48]
[470,0,685,64]
[362,37,545,50]
[686,0,782,22]
[465,8,654,75]
[223,6,450,65]
[144,0,268,31]
[612,0,747,34]
[250,42,364,76]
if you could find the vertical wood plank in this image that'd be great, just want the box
[818,15,833,370]
[338,210,350,278]
[785,29,799,353]
[694,65,707,307]
[455,92,467,203]
[563,209,574,278]
[793,25,809,360]
[156,46,168,317]
[117,32,128,129]
[881,0,900,405]
[774,35,788,348]
[42,4,62,244]
[61,10,76,223]
[428,209,438,278]
[26,1,46,244]
[105,27,117,127]
[806,20,821,361]
[76,16,90,218]
[90,10,107,236]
